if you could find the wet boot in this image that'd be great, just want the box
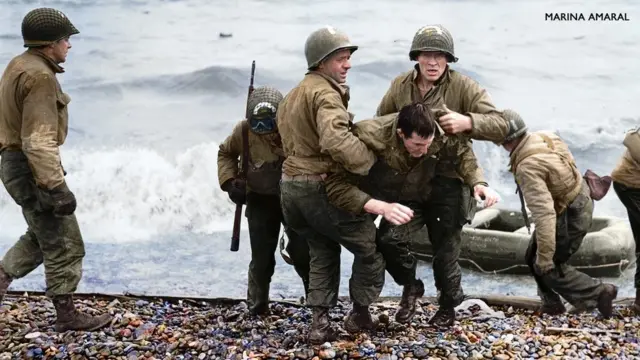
[53,295,112,332]
[308,307,335,345]
[428,307,455,328]
[249,304,269,316]
[344,304,377,333]
[395,279,425,324]
[539,301,567,315]
[596,283,618,319]
[0,265,13,303]
[632,288,640,314]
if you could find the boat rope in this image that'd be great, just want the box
[413,251,633,275]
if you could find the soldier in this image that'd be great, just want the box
[375,24,507,327]
[611,128,640,313]
[277,26,386,344]
[500,109,618,317]
[217,86,310,316]
[0,8,112,332]
[325,102,500,325]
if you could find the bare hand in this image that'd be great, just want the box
[438,104,472,134]
[474,184,500,208]
[382,202,414,225]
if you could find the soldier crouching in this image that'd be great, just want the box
[500,110,617,317]
[217,86,310,316]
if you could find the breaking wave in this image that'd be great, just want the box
[0,142,240,243]
[0,60,630,243]
[0,135,628,245]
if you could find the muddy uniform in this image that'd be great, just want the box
[0,8,111,332]
[374,25,507,324]
[217,86,310,315]
[278,27,383,344]
[325,112,484,322]
[611,142,640,293]
[504,110,617,316]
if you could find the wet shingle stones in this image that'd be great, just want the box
[0,294,638,359]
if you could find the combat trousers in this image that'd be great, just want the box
[525,181,603,308]
[246,192,310,313]
[0,150,85,298]
[377,176,465,308]
[280,176,385,308]
[612,181,640,288]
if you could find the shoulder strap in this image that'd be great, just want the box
[239,121,250,179]
[512,133,562,171]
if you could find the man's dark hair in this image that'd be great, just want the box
[397,103,436,139]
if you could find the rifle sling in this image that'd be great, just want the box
[240,121,250,179]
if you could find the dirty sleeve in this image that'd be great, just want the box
[21,73,65,190]
[515,159,557,266]
[217,121,244,188]
[316,90,376,176]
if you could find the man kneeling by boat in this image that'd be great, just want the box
[500,109,618,317]
[324,103,500,327]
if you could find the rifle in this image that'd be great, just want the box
[230,60,256,252]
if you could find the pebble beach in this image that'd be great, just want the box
[1,292,638,359]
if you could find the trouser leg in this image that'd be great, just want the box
[246,193,282,314]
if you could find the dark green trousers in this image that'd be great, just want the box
[525,181,603,308]
[0,150,85,297]
[245,192,310,313]
[612,181,640,288]
[378,176,466,308]
[280,177,385,308]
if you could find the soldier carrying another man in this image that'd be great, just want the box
[499,109,618,317]
[276,26,394,344]
[324,102,500,326]
[217,86,310,316]
[373,24,507,327]
[0,8,111,332]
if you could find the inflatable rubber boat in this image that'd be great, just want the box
[410,207,636,278]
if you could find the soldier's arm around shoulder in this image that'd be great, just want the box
[324,169,372,214]
[20,73,65,190]
[456,138,488,187]
[217,121,244,188]
[460,77,509,144]
[315,90,376,176]
[515,158,557,259]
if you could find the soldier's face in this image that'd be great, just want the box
[398,130,434,158]
[417,51,447,83]
[50,37,72,63]
[502,141,516,152]
[319,49,352,83]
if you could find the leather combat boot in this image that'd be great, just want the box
[428,306,455,328]
[344,303,377,333]
[0,265,13,303]
[308,307,335,345]
[53,294,112,332]
[597,283,618,319]
[539,301,567,315]
[395,279,425,323]
[633,288,640,314]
